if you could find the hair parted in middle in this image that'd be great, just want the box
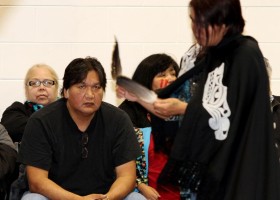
[61,56,107,97]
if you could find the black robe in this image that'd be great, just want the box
[158,34,280,199]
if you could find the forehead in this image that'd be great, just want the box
[158,66,176,73]
[166,66,176,71]
[82,70,100,83]
[28,67,53,79]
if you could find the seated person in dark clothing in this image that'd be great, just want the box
[0,123,17,200]
[18,57,143,200]
[4,64,59,200]
[119,53,180,200]
[1,63,59,144]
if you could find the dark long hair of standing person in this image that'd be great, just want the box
[190,0,245,47]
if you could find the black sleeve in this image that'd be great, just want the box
[112,111,141,167]
[0,143,17,180]
[18,117,52,171]
[1,102,31,142]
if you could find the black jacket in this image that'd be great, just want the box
[1,102,33,142]
[0,124,17,199]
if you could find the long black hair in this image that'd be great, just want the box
[132,54,179,89]
[190,0,245,46]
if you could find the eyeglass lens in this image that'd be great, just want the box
[28,80,55,87]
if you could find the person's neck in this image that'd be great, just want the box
[66,103,95,132]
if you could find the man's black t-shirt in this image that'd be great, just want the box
[18,98,141,195]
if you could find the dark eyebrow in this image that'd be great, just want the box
[76,82,86,86]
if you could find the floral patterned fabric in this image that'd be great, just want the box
[135,128,148,186]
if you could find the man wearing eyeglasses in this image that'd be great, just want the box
[18,57,144,200]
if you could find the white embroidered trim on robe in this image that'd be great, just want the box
[202,63,231,140]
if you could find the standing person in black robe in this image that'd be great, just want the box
[117,0,280,199]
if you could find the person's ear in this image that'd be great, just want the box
[64,89,69,98]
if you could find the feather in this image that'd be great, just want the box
[111,37,122,80]
[116,76,157,103]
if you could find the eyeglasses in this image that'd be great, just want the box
[28,79,55,87]
[81,132,88,159]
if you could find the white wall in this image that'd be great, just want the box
[0,0,279,118]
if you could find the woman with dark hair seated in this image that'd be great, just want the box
[119,53,181,200]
